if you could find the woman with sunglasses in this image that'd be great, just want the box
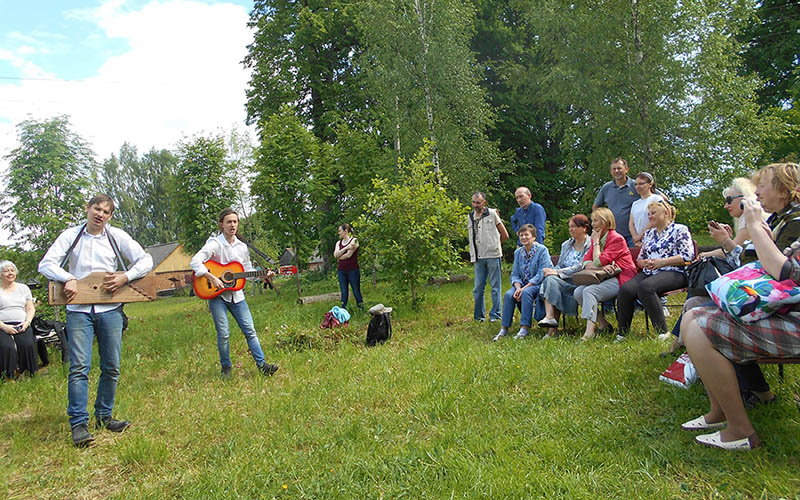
[698,178,766,260]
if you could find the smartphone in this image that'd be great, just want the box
[708,220,721,229]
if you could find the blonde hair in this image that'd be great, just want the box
[722,177,757,202]
[647,199,676,221]
[752,163,800,204]
[591,207,616,230]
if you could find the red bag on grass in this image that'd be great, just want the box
[659,353,698,389]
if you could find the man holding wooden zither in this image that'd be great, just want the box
[39,194,153,447]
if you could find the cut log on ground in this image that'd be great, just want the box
[298,292,341,305]
[428,274,469,285]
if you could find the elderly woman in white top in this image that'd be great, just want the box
[537,214,592,338]
[0,260,37,378]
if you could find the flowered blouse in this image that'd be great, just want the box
[640,222,694,275]
[556,237,591,278]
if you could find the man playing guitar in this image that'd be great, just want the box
[189,208,279,378]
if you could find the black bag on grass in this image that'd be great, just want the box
[366,313,392,346]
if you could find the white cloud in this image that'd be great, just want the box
[0,0,255,165]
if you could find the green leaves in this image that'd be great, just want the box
[357,142,468,308]
[174,136,234,253]
[1,116,94,253]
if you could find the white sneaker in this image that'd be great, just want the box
[492,331,506,342]
[513,329,529,339]
[663,306,670,317]
[658,332,673,341]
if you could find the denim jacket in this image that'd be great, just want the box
[510,242,552,287]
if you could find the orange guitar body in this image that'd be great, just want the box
[193,260,246,300]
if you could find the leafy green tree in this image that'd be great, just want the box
[357,0,504,200]
[174,136,235,253]
[740,0,799,110]
[1,116,94,252]
[251,107,333,296]
[97,144,180,246]
[357,143,467,308]
[505,0,779,204]
[470,0,577,226]
[739,0,799,163]
[243,0,368,142]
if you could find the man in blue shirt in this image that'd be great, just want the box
[511,187,546,245]
[593,157,639,247]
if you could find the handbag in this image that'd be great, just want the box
[706,261,800,323]
[685,257,735,297]
[572,263,622,286]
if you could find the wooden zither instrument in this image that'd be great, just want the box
[48,273,159,305]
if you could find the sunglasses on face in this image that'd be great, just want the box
[724,195,744,205]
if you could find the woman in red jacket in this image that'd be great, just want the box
[574,208,637,341]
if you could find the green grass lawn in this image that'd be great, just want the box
[2,271,799,499]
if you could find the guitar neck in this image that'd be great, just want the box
[228,269,274,280]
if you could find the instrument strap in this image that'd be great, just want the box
[235,235,276,267]
[58,223,128,272]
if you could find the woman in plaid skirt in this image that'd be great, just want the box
[681,163,800,450]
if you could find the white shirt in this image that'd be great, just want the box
[190,234,255,303]
[38,224,153,313]
[0,283,33,323]
[630,193,664,235]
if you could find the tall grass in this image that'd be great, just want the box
[1,271,799,499]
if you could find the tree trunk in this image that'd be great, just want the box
[413,0,440,173]
[630,0,654,170]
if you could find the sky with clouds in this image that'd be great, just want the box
[0,0,256,171]
[0,0,258,245]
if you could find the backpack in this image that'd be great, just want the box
[366,312,392,346]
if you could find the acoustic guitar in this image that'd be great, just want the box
[193,260,276,300]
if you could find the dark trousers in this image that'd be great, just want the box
[617,271,687,334]
[338,268,363,309]
[0,324,37,378]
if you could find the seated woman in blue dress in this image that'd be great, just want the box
[537,214,592,338]
[493,224,552,341]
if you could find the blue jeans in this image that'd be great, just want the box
[473,258,502,320]
[501,285,542,327]
[337,268,363,309]
[209,297,266,369]
[66,307,124,428]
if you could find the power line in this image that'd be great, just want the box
[0,76,124,84]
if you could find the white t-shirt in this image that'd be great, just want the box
[0,283,33,323]
[630,194,665,235]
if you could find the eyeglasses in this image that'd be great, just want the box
[724,195,744,205]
